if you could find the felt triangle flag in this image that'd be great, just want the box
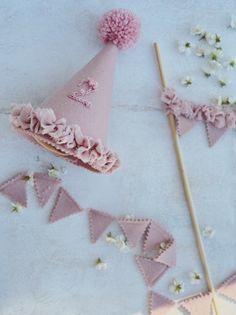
[136,256,168,287]
[49,187,83,223]
[149,292,175,315]
[88,209,115,243]
[143,220,171,253]
[218,274,236,302]
[33,172,61,207]
[206,122,227,147]
[118,218,150,247]
[155,240,176,267]
[0,173,28,207]
[181,293,212,315]
[176,116,196,136]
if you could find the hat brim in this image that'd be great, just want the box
[11,105,120,174]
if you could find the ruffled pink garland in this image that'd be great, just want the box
[161,88,236,129]
[10,104,120,173]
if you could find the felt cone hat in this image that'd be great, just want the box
[11,9,140,174]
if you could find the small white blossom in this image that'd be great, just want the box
[206,33,221,47]
[218,77,230,87]
[169,279,185,295]
[11,202,23,213]
[178,41,193,56]
[195,47,209,58]
[48,164,60,178]
[157,241,171,254]
[224,58,236,70]
[217,96,233,106]
[229,15,236,29]
[115,234,129,252]
[181,76,193,86]
[202,225,216,238]
[191,25,205,37]
[23,171,34,186]
[105,232,117,244]
[95,258,107,270]
[202,66,215,78]
[189,271,202,284]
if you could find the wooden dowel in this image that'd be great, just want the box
[153,42,220,315]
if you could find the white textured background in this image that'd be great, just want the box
[0,1,236,315]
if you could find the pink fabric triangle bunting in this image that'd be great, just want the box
[0,173,28,207]
[181,293,213,315]
[149,292,175,315]
[206,122,227,147]
[88,209,115,243]
[177,116,196,136]
[143,220,171,253]
[218,274,236,302]
[49,187,83,223]
[33,172,61,207]
[118,218,150,247]
[155,240,176,267]
[136,256,168,287]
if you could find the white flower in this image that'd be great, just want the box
[11,202,23,213]
[95,258,107,270]
[202,66,215,78]
[178,41,193,56]
[48,164,60,178]
[229,15,236,29]
[195,47,209,57]
[218,77,230,87]
[202,225,216,238]
[206,33,221,47]
[224,58,236,70]
[189,271,202,284]
[217,96,232,106]
[23,171,34,186]
[169,279,185,295]
[209,60,222,71]
[115,234,129,252]
[105,232,117,244]
[181,76,193,86]
[191,25,205,37]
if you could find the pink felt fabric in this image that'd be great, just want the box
[176,116,196,136]
[118,218,150,247]
[206,122,227,147]
[0,173,28,207]
[143,220,171,253]
[155,240,176,267]
[88,208,115,243]
[49,187,83,223]
[136,256,168,287]
[218,273,236,301]
[11,43,120,174]
[181,293,213,315]
[33,172,61,207]
[149,292,175,315]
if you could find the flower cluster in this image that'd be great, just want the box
[11,104,120,173]
[105,232,129,252]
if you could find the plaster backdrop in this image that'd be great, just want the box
[0,1,236,315]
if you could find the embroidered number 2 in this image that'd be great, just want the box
[67,78,98,108]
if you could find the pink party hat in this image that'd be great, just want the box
[11,9,140,174]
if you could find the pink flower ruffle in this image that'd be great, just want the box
[11,104,120,173]
[161,88,236,129]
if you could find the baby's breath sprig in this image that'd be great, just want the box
[11,202,23,213]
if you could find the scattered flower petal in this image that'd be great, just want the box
[202,225,216,238]
[11,202,23,213]
[189,271,202,284]
[169,279,185,295]
[95,258,107,270]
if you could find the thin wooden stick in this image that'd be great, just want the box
[153,42,220,315]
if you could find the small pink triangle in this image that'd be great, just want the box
[177,116,196,136]
[118,219,150,247]
[206,122,227,147]
[88,209,115,243]
[33,172,61,207]
[155,240,176,267]
[0,173,28,207]
[181,293,212,315]
[149,292,175,315]
[136,256,168,287]
[218,274,236,302]
[143,220,171,253]
[49,187,83,223]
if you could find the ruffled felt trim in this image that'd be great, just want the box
[10,104,120,174]
[161,88,236,129]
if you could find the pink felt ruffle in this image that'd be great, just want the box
[161,88,236,129]
[10,104,120,173]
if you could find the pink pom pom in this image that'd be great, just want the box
[98,8,141,49]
